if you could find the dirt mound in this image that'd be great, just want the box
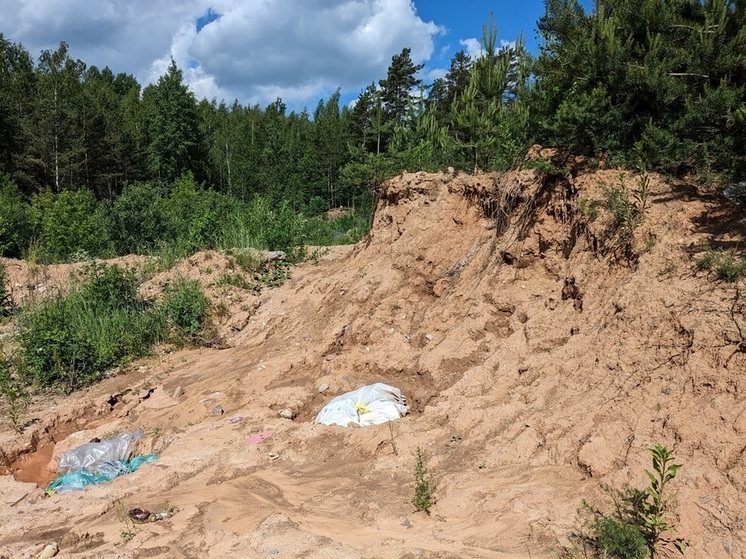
[1,151,745,558]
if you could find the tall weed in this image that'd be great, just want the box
[158,278,211,343]
[0,260,13,317]
[564,445,687,559]
[0,350,28,432]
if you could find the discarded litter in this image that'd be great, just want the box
[46,454,158,495]
[46,430,158,495]
[58,431,141,475]
[229,416,243,424]
[129,507,172,523]
[36,542,59,559]
[246,431,272,445]
[129,508,151,522]
[314,383,408,427]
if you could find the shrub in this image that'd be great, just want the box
[0,260,13,317]
[226,248,263,273]
[0,175,32,259]
[33,189,113,261]
[17,263,165,391]
[594,517,648,559]
[0,350,28,432]
[697,250,746,282]
[412,446,434,514]
[218,196,308,262]
[109,181,169,254]
[566,445,688,559]
[17,297,100,389]
[164,173,237,253]
[79,262,141,310]
[158,278,210,341]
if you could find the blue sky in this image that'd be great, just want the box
[0,0,594,110]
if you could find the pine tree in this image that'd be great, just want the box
[0,35,35,190]
[144,60,201,182]
[379,48,424,126]
[531,0,746,174]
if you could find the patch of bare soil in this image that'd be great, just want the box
[1,148,745,558]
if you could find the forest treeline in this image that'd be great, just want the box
[0,0,744,261]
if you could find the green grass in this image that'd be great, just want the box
[13,263,212,392]
[696,249,746,282]
[158,278,212,342]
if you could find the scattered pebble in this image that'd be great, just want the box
[211,405,224,416]
[279,408,294,420]
[172,386,185,398]
[318,383,329,393]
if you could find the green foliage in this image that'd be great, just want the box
[566,445,687,559]
[602,172,650,234]
[696,249,746,282]
[379,48,424,125]
[164,172,236,254]
[303,199,373,247]
[0,259,13,317]
[218,196,308,262]
[412,446,434,514]
[109,181,169,254]
[225,248,263,273]
[524,157,568,180]
[339,154,400,195]
[577,198,601,222]
[257,261,290,289]
[603,174,638,232]
[80,261,140,309]
[216,272,251,290]
[595,517,648,559]
[0,350,28,432]
[633,444,688,556]
[0,175,32,258]
[32,189,112,261]
[447,17,531,171]
[17,263,164,391]
[158,278,210,341]
[144,60,201,182]
[18,295,101,390]
[532,0,746,176]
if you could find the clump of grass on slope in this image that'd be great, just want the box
[17,262,165,391]
[14,262,214,393]
[697,249,746,282]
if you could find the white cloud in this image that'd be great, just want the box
[459,38,482,60]
[459,37,517,60]
[0,0,443,108]
[425,68,447,82]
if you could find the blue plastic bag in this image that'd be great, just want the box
[46,454,158,495]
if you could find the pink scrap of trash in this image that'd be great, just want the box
[245,431,272,445]
[229,416,243,424]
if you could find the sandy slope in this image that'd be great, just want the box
[1,149,745,558]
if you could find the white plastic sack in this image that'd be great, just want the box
[314,383,408,427]
[57,430,142,475]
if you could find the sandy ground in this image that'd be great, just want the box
[1,149,745,558]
